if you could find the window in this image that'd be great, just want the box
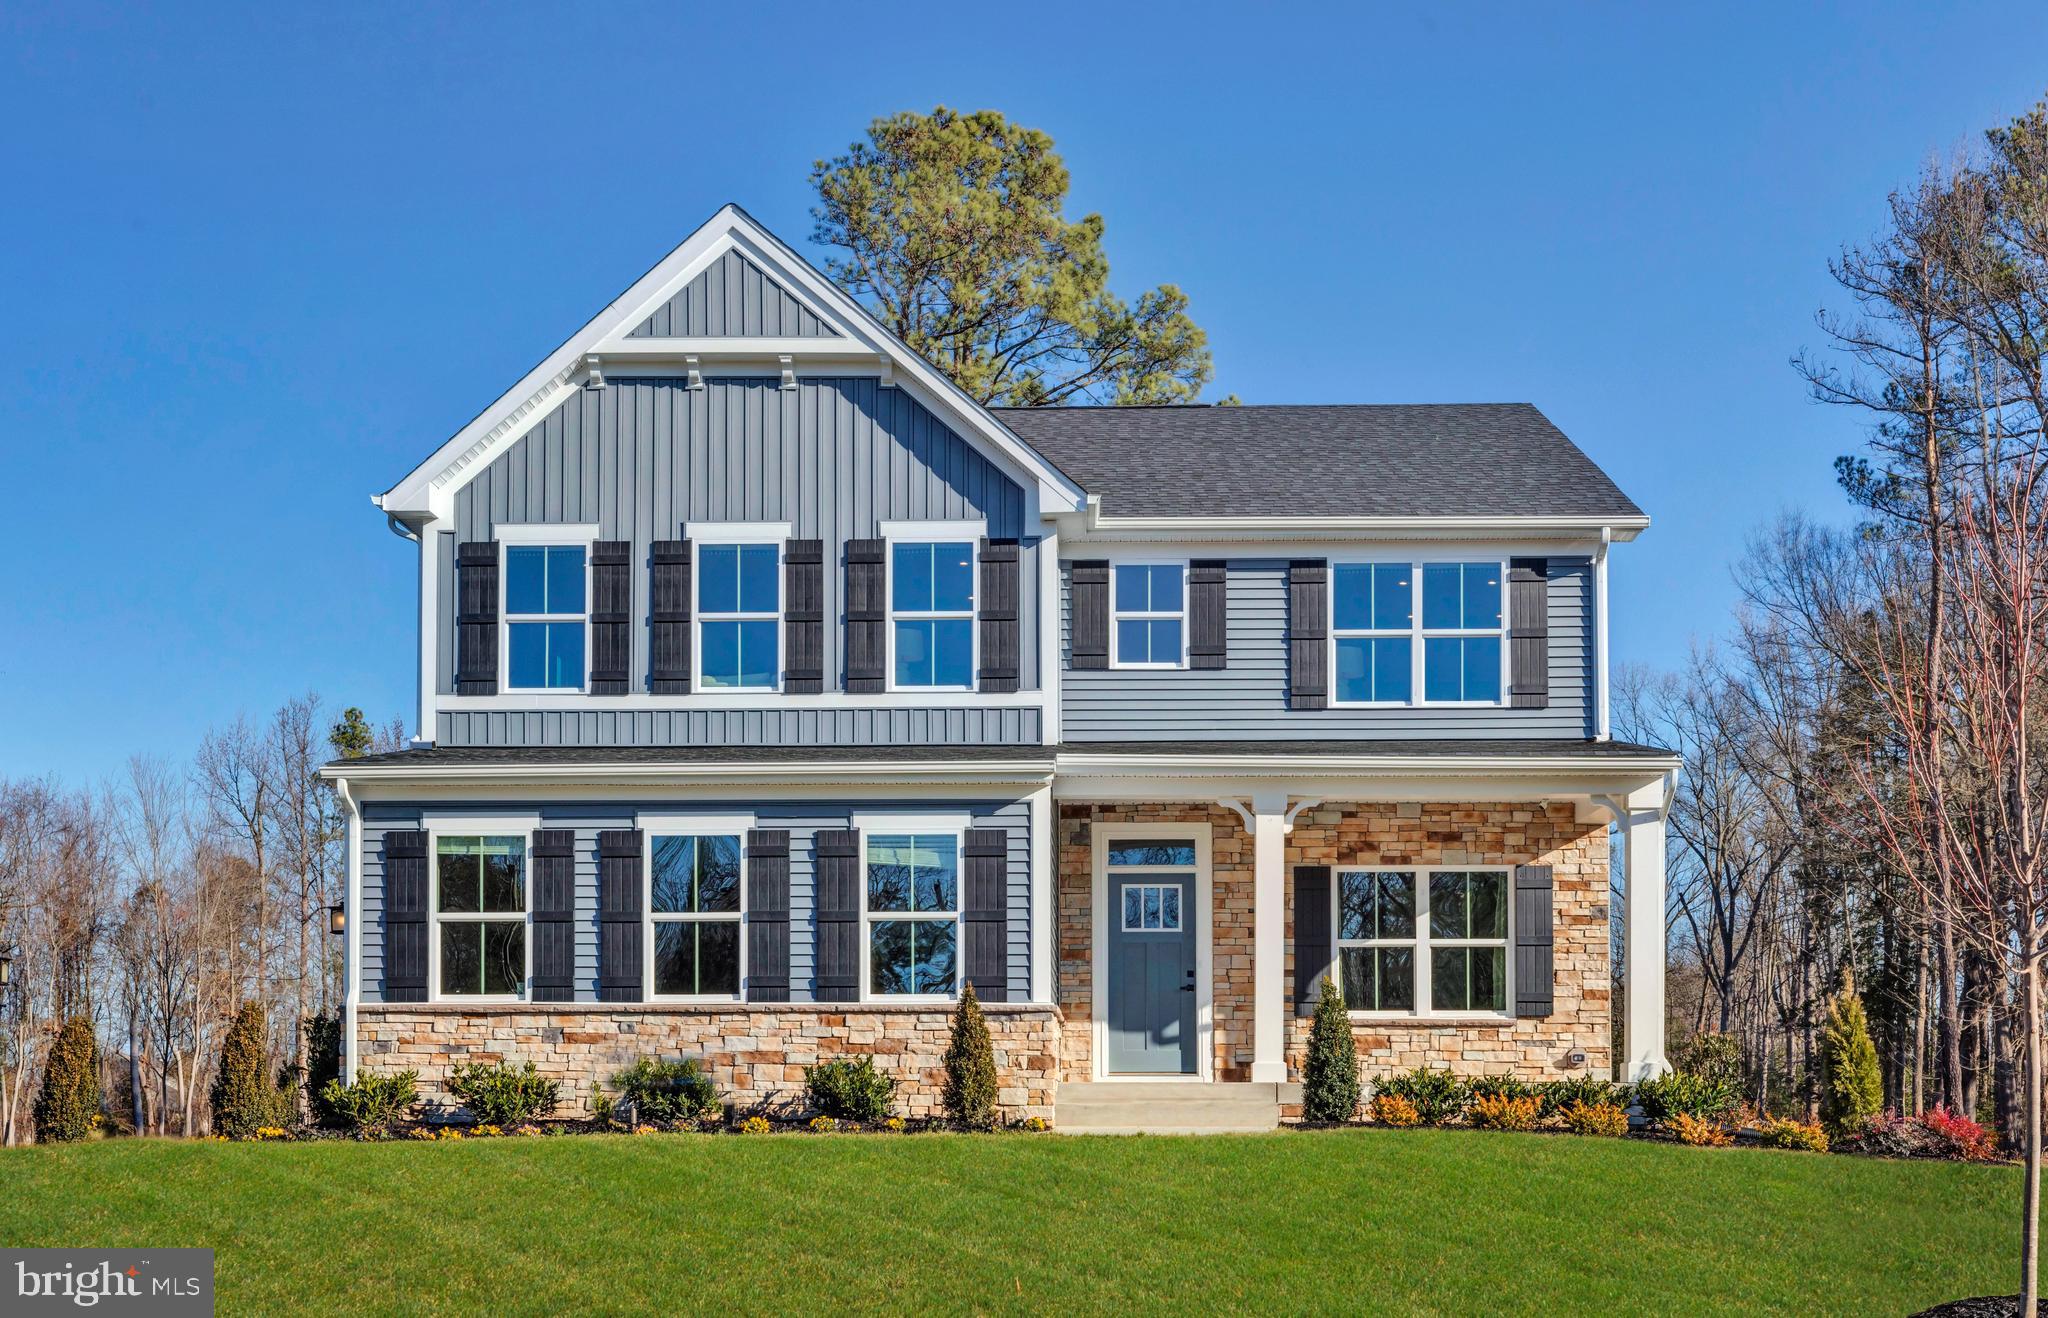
[1336,868,1508,1015]
[505,545,586,690]
[890,541,974,688]
[648,834,742,998]
[865,833,959,996]
[1330,560,1505,705]
[698,542,780,689]
[435,835,526,998]
[1112,563,1185,667]
[1120,883,1182,931]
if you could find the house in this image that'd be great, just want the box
[321,204,1675,1130]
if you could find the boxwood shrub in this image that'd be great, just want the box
[804,1057,896,1123]
[611,1058,721,1126]
[1634,1072,1740,1124]
[319,1071,420,1136]
[448,1061,560,1126]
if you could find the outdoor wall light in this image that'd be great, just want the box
[328,904,346,936]
[1565,1050,1587,1068]
[0,947,13,988]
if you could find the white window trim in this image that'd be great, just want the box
[1333,865,1513,1020]
[689,525,789,694]
[1109,560,1188,670]
[1327,558,1509,708]
[856,820,967,1003]
[642,820,751,1004]
[425,816,541,1004]
[499,527,598,695]
[1118,881,1185,932]
[880,521,984,694]
[1089,822,1213,1082]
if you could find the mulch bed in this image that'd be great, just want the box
[1912,1298,2036,1317]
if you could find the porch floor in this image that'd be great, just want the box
[1055,1081,1291,1134]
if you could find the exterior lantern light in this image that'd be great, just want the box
[0,946,13,988]
[328,904,346,936]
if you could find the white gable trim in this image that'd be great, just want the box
[377,204,1087,522]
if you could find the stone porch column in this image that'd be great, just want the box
[1250,790,1289,1084]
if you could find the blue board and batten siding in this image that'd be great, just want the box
[627,250,840,338]
[1060,557,1595,740]
[436,706,1043,748]
[359,799,1034,1003]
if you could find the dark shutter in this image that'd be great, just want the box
[844,540,887,693]
[382,830,429,1002]
[588,541,632,695]
[1514,865,1555,1017]
[978,538,1020,693]
[1189,559,1228,670]
[649,540,692,694]
[1288,559,1328,710]
[529,829,577,1002]
[597,829,644,1002]
[1070,560,1109,670]
[963,829,1009,1002]
[1293,864,1332,1016]
[814,829,861,1001]
[746,829,791,1002]
[455,542,499,695]
[783,539,825,693]
[1509,557,1550,709]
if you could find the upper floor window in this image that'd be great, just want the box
[1337,867,1508,1016]
[1112,563,1185,668]
[505,545,586,690]
[698,542,780,689]
[648,833,743,999]
[435,834,527,998]
[890,541,974,689]
[1331,561,1504,706]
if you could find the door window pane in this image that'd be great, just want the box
[1108,841,1196,867]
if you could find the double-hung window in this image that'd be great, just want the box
[504,543,587,691]
[889,540,975,689]
[1336,867,1509,1015]
[648,833,743,999]
[697,541,780,689]
[435,835,527,998]
[865,832,959,997]
[1330,560,1505,705]
[1331,564,1414,703]
[1112,563,1186,667]
[1420,562,1504,703]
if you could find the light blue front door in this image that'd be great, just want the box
[1106,869,1197,1074]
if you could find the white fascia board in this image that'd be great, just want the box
[321,760,1056,791]
[1050,512,1649,545]
[1052,749,1680,777]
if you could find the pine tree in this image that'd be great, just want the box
[1819,965,1883,1135]
[210,1002,292,1138]
[34,1016,101,1143]
[942,982,999,1130]
[1300,977,1361,1122]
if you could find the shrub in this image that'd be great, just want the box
[1840,1110,1936,1159]
[1299,977,1361,1122]
[448,1061,560,1127]
[1819,967,1883,1136]
[1562,1100,1630,1137]
[804,1057,897,1123]
[301,1013,343,1127]
[1468,1094,1541,1131]
[1670,1032,1743,1088]
[1669,1112,1734,1147]
[1536,1076,1627,1120]
[34,1016,102,1143]
[1372,1067,1466,1125]
[1633,1072,1740,1124]
[210,1002,294,1138]
[609,1059,720,1126]
[1921,1104,1997,1162]
[1464,1075,1539,1104]
[319,1070,419,1135]
[1758,1117,1828,1153]
[942,983,998,1131]
[1370,1094,1421,1127]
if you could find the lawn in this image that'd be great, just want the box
[0,1130,2017,1315]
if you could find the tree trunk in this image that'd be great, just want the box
[2021,957,2040,1317]
[127,1005,144,1135]
[1939,910,1964,1109]
[1914,925,1930,1116]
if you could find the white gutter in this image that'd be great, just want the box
[1053,750,1682,777]
[1595,525,1612,741]
[1051,511,1649,543]
[337,776,362,1085]
[319,758,1058,788]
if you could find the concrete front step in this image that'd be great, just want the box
[1056,1081,1290,1134]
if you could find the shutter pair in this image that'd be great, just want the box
[812,828,1008,1002]
[1284,557,1551,708]
[844,539,1022,693]
[1288,863,1556,1018]
[1069,560,1228,670]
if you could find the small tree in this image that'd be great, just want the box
[34,1016,100,1143]
[942,982,998,1130]
[302,1012,343,1127]
[210,1002,291,1138]
[1819,966,1883,1135]
[1300,977,1360,1122]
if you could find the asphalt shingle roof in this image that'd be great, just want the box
[992,403,1642,520]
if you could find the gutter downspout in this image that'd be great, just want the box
[1595,525,1612,741]
[337,775,363,1085]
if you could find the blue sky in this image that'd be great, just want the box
[4,2,2045,783]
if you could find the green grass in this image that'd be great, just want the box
[0,1130,2017,1315]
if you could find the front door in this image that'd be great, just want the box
[1106,862,1198,1074]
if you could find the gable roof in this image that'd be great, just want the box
[626,248,840,339]
[995,403,1643,523]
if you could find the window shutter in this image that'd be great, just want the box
[597,829,644,1003]
[1189,559,1229,670]
[589,541,632,695]
[649,540,692,694]
[1513,864,1555,1018]
[1070,560,1109,670]
[963,828,1009,1002]
[455,542,499,695]
[1288,559,1328,710]
[843,541,887,693]
[813,828,861,1001]
[1509,557,1550,709]
[382,830,429,1002]
[746,829,791,1002]
[1293,864,1332,1017]
[978,538,1020,693]
[783,540,825,694]
[529,829,577,1002]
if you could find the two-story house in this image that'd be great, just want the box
[322,205,1676,1130]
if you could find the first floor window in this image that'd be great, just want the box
[437,835,526,997]
[650,834,742,997]
[890,541,974,688]
[866,833,958,995]
[1337,868,1507,1014]
[505,544,586,689]
[698,542,780,689]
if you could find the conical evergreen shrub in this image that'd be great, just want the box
[210,1002,292,1138]
[34,1016,101,1143]
[942,982,999,1130]
[1819,964,1883,1136]
[1300,976,1361,1122]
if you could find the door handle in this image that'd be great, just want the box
[1180,984,1195,992]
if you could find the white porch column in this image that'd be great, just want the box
[1250,790,1289,1084]
[1621,796,1670,1082]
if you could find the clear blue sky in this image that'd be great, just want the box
[5,2,2045,783]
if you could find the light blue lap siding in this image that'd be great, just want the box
[436,707,1042,747]
[1059,557,1594,740]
